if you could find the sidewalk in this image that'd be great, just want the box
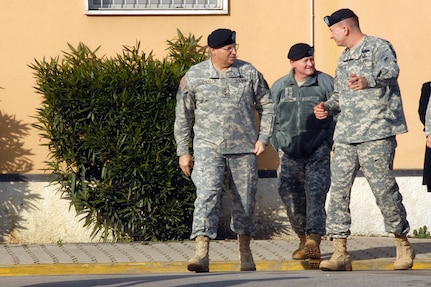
[1,237,430,276]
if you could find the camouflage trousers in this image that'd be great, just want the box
[327,136,410,239]
[277,143,331,236]
[190,148,258,239]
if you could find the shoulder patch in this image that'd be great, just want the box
[179,78,186,92]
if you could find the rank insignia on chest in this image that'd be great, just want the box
[284,87,294,97]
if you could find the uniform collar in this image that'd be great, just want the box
[208,59,241,78]
[342,35,367,61]
[285,68,318,86]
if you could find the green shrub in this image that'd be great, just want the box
[413,225,431,239]
[30,30,208,241]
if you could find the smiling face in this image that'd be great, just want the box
[291,56,315,81]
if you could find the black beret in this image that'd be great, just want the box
[288,43,314,61]
[324,8,357,27]
[208,28,236,48]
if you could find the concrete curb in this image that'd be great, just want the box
[1,259,431,276]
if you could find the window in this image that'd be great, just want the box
[85,0,229,15]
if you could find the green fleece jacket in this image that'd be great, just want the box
[271,69,334,157]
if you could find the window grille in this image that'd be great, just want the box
[85,0,229,15]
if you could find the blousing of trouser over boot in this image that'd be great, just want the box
[319,238,352,271]
[394,234,415,270]
[187,235,257,272]
[187,236,210,272]
[320,235,415,271]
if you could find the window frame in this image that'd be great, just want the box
[85,0,229,16]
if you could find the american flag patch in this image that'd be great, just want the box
[179,78,186,92]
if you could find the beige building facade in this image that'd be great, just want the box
[1,1,431,243]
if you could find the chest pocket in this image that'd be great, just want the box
[229,78,253,106]
[301,85,326,103]
[194,78,252,111]
[345,49,373,76]
[193,79,220,112]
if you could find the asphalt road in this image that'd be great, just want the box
[2,270,431,287]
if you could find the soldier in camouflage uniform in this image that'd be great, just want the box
[314,8,415,271]
[174,28,275,273]
[271,43,334,269]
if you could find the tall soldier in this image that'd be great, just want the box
[271,43,334,269]
[314,8,415,271]
[174,28,275,273]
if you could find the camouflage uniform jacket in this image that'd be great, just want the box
[174,58,275,156]
[324,35,408,144]
[271,69,334,157]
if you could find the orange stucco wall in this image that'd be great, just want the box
[1,0,430,173]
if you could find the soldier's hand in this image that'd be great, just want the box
[179,154,193,177]
[348,72,368,90]
[427,136,431,149]
[314,102,328,120]
[254,141,266,156]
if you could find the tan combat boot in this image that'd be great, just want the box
[292,234,307,260]
[187,235,210,272]
[238,235,256,271]
[304,232,321,269]
[394,234,415,270]
[319,238,352,271]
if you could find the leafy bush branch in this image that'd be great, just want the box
[30,30,208,241]
[413,225,431,239]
